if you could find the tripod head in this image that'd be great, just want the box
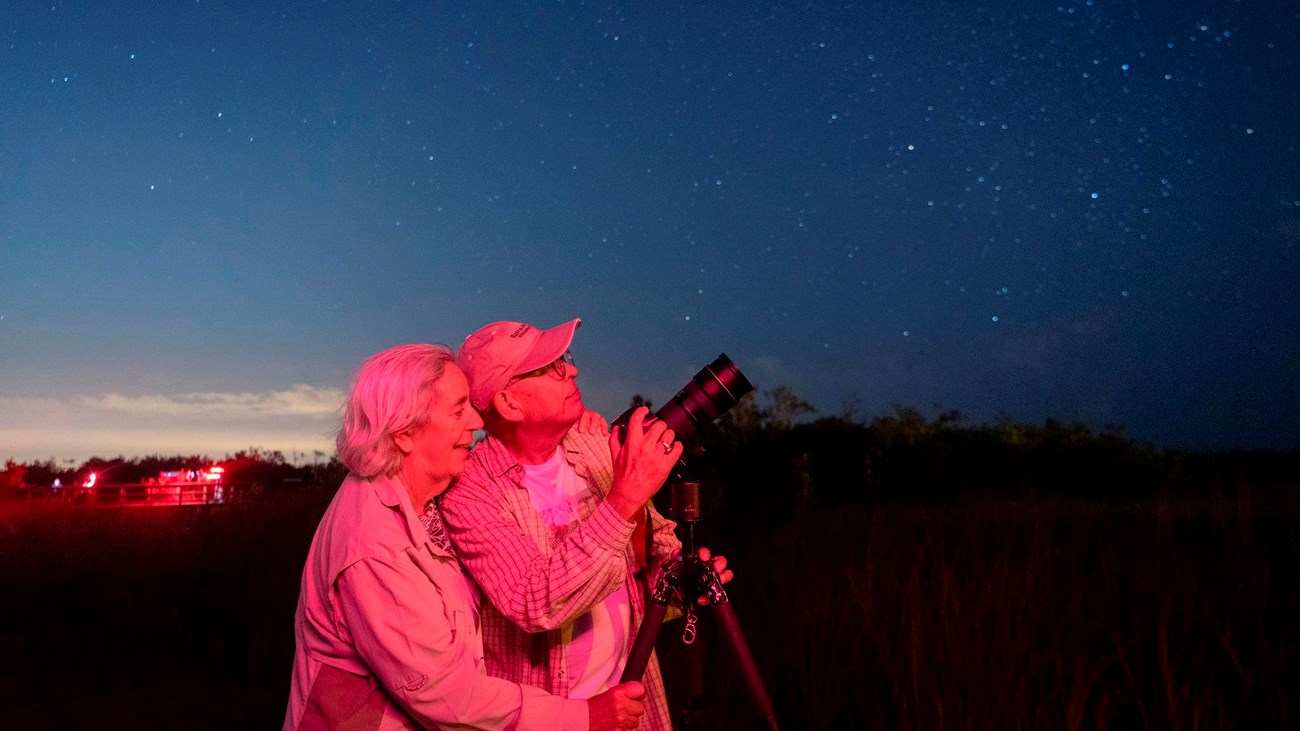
[659,476,727,605]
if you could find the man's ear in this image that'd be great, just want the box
[491,389,525,423]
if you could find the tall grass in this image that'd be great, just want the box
[0,490,332,729]
[2,489,1296,729]
[670,493,1299,729]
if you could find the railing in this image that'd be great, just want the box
[75,482,231,507]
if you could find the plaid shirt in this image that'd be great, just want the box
[441,428,681,730]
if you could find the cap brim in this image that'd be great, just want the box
[512,318,581,375]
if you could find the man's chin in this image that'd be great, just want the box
[560,408,585,431]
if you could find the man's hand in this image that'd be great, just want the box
[588,681,646,730]
[576,408,610,436]
[606,407,681,520]
[695,546,734,605]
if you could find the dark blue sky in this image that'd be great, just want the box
[2,1,1297,461]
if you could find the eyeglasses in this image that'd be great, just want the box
[510,351,575,383]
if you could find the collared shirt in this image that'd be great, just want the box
[440,428,681,731]
[284,472,589,731]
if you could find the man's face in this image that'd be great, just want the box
[405,365,484,494]
[504,352,585,432]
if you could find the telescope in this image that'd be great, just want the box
[613,353,753,444]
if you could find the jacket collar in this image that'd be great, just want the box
[367,472,455,558]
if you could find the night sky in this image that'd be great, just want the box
[2,1,1297,463]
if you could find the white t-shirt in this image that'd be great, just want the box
[522,448,632,699]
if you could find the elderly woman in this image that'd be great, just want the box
[285,344,659,730]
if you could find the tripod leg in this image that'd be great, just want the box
[712,601,779,731]
[621,598,670,683]
[679,613,707,729]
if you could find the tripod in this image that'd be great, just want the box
[621,478,779,731]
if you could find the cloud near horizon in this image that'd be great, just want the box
[77,385,344,418]
[1,385,343,463]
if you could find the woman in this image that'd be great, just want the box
[284,344,652,730]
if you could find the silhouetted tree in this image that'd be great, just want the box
[1,461,28,495]
[764,386,816,430]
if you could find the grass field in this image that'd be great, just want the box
[2,487,1296,729]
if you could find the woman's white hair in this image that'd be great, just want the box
[336,343,456,479]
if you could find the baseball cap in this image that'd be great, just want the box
[458,318,581,411]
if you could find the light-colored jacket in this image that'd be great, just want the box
[284,473,588,730]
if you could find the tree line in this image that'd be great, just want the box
[674,388,1298,528]
[1,448,347,498]
[4,388,1296,511]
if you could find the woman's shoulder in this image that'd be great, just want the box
[319,475,416,568]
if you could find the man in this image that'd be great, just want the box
[442,319,730,731]
[285,343,656,730]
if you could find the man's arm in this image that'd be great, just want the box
[567,424,679,573]
[441,466,634,631]
[443,407,680,632]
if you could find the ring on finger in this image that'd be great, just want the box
[660,440,673,454]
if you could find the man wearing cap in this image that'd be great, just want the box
[442,319,722,730]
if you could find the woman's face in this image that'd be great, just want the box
[399,365,483,502]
